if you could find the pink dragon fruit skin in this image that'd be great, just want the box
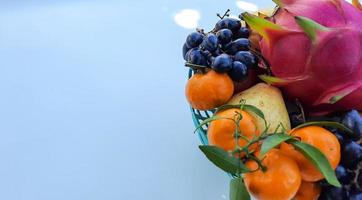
[243,0,362,115]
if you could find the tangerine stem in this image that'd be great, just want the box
[249,154,267,172]
[184,62,209,73]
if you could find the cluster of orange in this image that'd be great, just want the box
[208,109,340,200]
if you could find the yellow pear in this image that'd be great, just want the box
[228,83,291,133]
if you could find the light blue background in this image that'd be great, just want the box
[0,1,272,199]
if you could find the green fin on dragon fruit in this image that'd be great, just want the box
[243,0,362,115]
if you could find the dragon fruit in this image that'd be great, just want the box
[243,0,362,115]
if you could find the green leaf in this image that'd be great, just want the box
[215,104,242,113]
[215,103,267,127]
[288,140,341,187]
[199,145,250,174]
[294,16,329,43]
[260,134,294,156]
[293,121,353,135]
[242,105,265,121]
[230,177,250,200]
[215,104,264,119]
[194,116,232,134]
[242,104,268,129]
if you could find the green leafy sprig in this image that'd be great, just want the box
[196,101,349,199]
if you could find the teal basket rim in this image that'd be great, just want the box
[188,69,236,180]
[190,107,209,145]
[188,69,215,145]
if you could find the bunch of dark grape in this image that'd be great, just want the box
[182,11,258,82]
[318,110,362,200]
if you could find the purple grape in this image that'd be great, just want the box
[228,61,248,81]
[216,29,233,44]
[183,43,191,60]
[186,48,207,66]
[215,18,241,32]
[234,27,250,39]
[224,38,250,54]
[186,32,204,48]
[342,140,362,169]
[211,54,233,72]
[201,34,219,52]
[234,51,258,68]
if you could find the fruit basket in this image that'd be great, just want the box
[183,1,362,200]
[189,69,214,145]
[190,106,211,145]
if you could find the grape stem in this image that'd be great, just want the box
[208,9,233,34]
[217,9,231,20]
[196,28,206,35]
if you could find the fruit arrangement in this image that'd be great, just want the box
[182,1,362,200]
